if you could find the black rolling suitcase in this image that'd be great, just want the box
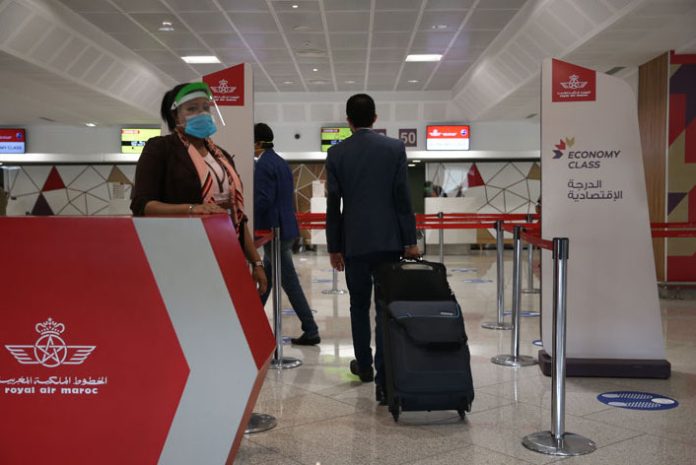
[375,259,474,422]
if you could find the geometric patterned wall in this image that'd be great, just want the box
[667,53,696,282]
[426,161,541,213]
[3,164,134,216]
[289,162,325,214]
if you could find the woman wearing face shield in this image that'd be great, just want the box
[131,82,267,294]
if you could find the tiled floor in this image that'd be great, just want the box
[236,250,696,465]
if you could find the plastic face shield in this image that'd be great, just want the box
[171,82,226,127]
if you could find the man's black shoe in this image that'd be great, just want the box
[290,333,321,346]
[375,384,387,405]
[349,359,374,382]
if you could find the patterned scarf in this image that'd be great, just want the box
[175,128,246,229]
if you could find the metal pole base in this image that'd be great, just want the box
[271,357,303,369]
[491,354,537,367]
[522,432,596,456]
[321,288,347,295]
[521,288,541,294]
[481,321,513,330]
[245,413,277,434]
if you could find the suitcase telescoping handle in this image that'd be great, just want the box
[399,256,437,271]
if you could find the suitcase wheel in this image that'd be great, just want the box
[389,398,400,422]
[457,407,466,420]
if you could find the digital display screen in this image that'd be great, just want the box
[0,129,26,154]
[321,127,352,152]
[426,125,470,151]
[121,128,161,154]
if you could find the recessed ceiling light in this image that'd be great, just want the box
[181,56,221,64]
[405,54,442,62]
[408,163,416,167]
[308,79,328,85]
[312,68,318,72]
[283,80,294,85]
[85,122,97,127]
[292,4,299,8]
[431,24,448,30]
[344,80,356,84]
[293,25,311,31]
[158,20,174,32]
[407,79,419,83]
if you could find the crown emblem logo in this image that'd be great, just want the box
[5,318,96,368]
[560,74,588,90]
[211,79,236,94]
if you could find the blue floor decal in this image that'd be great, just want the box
[597,391,679,410]
[461,278,493,284]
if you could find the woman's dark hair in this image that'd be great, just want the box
[346,93,376,128]
[160,83,188,131]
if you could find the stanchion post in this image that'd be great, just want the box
[482,220,513,330]
[522,238,595,456]
[438,211,444,264]
[322,268,347,295]
[491,225,536,366]
[270,227,302,370]
[522,215,541,294]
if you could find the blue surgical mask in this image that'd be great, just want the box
[184,113,217,139]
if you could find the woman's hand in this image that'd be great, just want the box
[252,265,268,295]
[191,203,226,214]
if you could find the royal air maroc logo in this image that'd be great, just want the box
[560,74,588,90]
[553,137,575,159]
[5,318,96,368]
[210,79,236,94]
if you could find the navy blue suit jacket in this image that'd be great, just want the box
[325,129,416,257]
[254,148,299,240]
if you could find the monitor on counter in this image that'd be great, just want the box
[0,128,26,154]
[121,128,161,154]
[321,127,352,152]
[426,124,470,151]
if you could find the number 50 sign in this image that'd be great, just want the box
[399,128,417,147]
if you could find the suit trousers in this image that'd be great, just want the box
[261,239,319,336]
[344,251,401,386]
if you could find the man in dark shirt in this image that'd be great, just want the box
[254,123,320,345]
[325,94,419,403]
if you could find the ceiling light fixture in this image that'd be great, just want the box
[407,79,419,83]
[344,80,356,84]
[85,123,97,127]
[405,54,442,62]
[432,24,448,30]
[292,4,299,8]
[312,68,318,72]
[181,56,221,64]
[283,80,294,85]
[295,49,326,57]
[158,20,174,32]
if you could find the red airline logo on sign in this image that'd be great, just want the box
[552,59,596,102]
[203,64,245,106]
[427,125,469,138]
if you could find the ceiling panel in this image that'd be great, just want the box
[164,0,220,12]
[58,0,118,13]
[230,12,281,33]
[110,31,167,50]
[178,12,236,33]
[427,0,474,10]
[375,0,423,11]
[252,48,294,61]
[272,1,319,12]
[199,32,245,49]
[215,49,259,64]
[370,48,407,61]
[323,0,370,11]
[411,31,456,49]
[110,0,169,13]
[325,12,371,32]
[241,32,288,48]
[330,32,369,49]
[81,12,146,33]
[153,32,206,50]
[218,0,269,11]
[371,32,411,48]
[276,11,323,32]
[419,10,468,30]
[334,62,366,74]
[373,11,419,32]
[332,49,367,61]
[369,62,401,74]
[468,9,518,30]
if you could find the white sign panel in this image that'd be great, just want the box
[541,58,666,361]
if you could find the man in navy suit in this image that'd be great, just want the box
[325,94,419,403]
[254,123,320,345]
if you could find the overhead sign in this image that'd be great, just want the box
[541,58,668,374]
[203,64,245,106]
[399,128,417,147]
[0,216,275,465]
[426,125,470,150]
[0,129,25,154]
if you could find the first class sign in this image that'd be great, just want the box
[0,216,275,465]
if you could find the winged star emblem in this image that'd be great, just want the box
[5,318,96,368]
